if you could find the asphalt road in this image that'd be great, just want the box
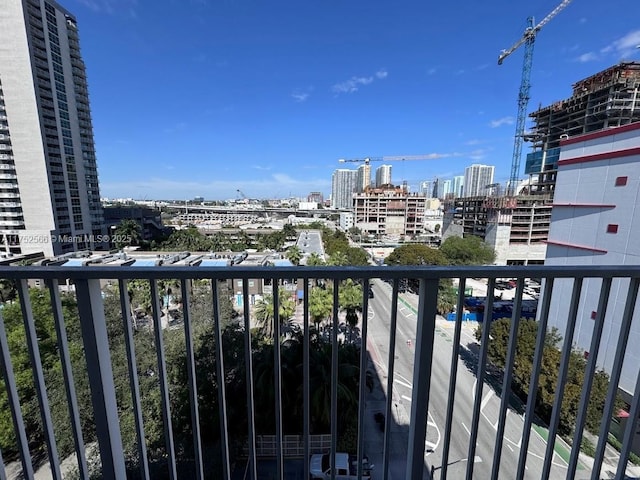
[365,279,581,480]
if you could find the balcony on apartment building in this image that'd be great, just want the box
[0,264,639,479]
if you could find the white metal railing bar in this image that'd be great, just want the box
[330,281,339,480]
[592,278,640,480]
[17,279,62,480]
[491,277,525,480]
[242,279,257,480]
[0,310,33,479]
[616,360,640,479]
[117,279,150,480]
[465,277,495,480]
[356,279,370,480]
[74,278,126,478]
[212,281,231,480]
[0,266,639,478]
[272,280,284,480]
[382,278,400,480]
[568,277,612,478]
[180,280,204,480]
[440,277,467,480]
[406,278,438,480]
[4,264,640,281]
[46,279,88,479]
[541,278,583,478]
[150,280,177,480]
[516,277,555,479]
[302,278,310,480]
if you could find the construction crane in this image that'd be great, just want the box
[498,0,573,195]
[338,153,455,165]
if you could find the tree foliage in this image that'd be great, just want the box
[254,294,296,338]
[113,219,142,248]
[440,235,495,265]
[475,317,622,436]
[384,243,447,266]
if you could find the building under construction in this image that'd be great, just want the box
[443,62,640,265]
[353,186,427,239]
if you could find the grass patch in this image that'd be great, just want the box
[608,433,640,466]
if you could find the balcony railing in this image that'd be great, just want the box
[0,265,639,480]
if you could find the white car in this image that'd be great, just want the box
[310,452,373,479]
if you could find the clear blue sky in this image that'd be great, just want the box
[68,0,640,201]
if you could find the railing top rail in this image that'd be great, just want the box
[0,265,639,280]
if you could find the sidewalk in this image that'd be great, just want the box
[364,334,411,480]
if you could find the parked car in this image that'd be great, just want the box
[310,452,374,479]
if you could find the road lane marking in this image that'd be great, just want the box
[461,422,471,436]
[401,395,412,402]
[395,372,413,386]
[394,379,412,389]
[480,391,493,412]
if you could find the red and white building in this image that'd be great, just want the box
[544,122,640,420]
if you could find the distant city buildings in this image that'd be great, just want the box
[419,180,432,196]
[331,169,357,209]
[375,165,392,187]
[463,164,495,197]
[453,175,464,197]
[0,0,105,256]
[103,205,166,243]
[356,163,371,193]
[307,191,324,203]
[441,179,452,199]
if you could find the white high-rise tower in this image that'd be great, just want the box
[0,0,105,256]
[463,164,495,197]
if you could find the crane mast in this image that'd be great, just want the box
[498,0,573,195]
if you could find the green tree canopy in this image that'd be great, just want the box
[385,243,447,266]
[309,287,333,327]
[440,235,496,265]
[286,245,302,266]
[306,253,325,266]
[254,293,296,338]
[475,317,622,436]
[113,219,142,248]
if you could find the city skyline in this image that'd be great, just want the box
[44,0,640,200]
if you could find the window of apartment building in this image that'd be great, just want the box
[615,176,628,187]
[607,224,619,234]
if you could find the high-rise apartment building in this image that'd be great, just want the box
[441,179,452,199]
[375,164,392,187]
[419,180,432,197]
[356,163,371,193]
[463,164,494,197]
[0,0,105,256]
[453,175,464,197]
[331,169,357,210]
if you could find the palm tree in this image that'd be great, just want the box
[327,252,348,266]
[113,219,142,248]
[338,279,363,340]
[254,293,295,339]
[309,287,333,329]
[306,252,325,266]
[286,245,302,266]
